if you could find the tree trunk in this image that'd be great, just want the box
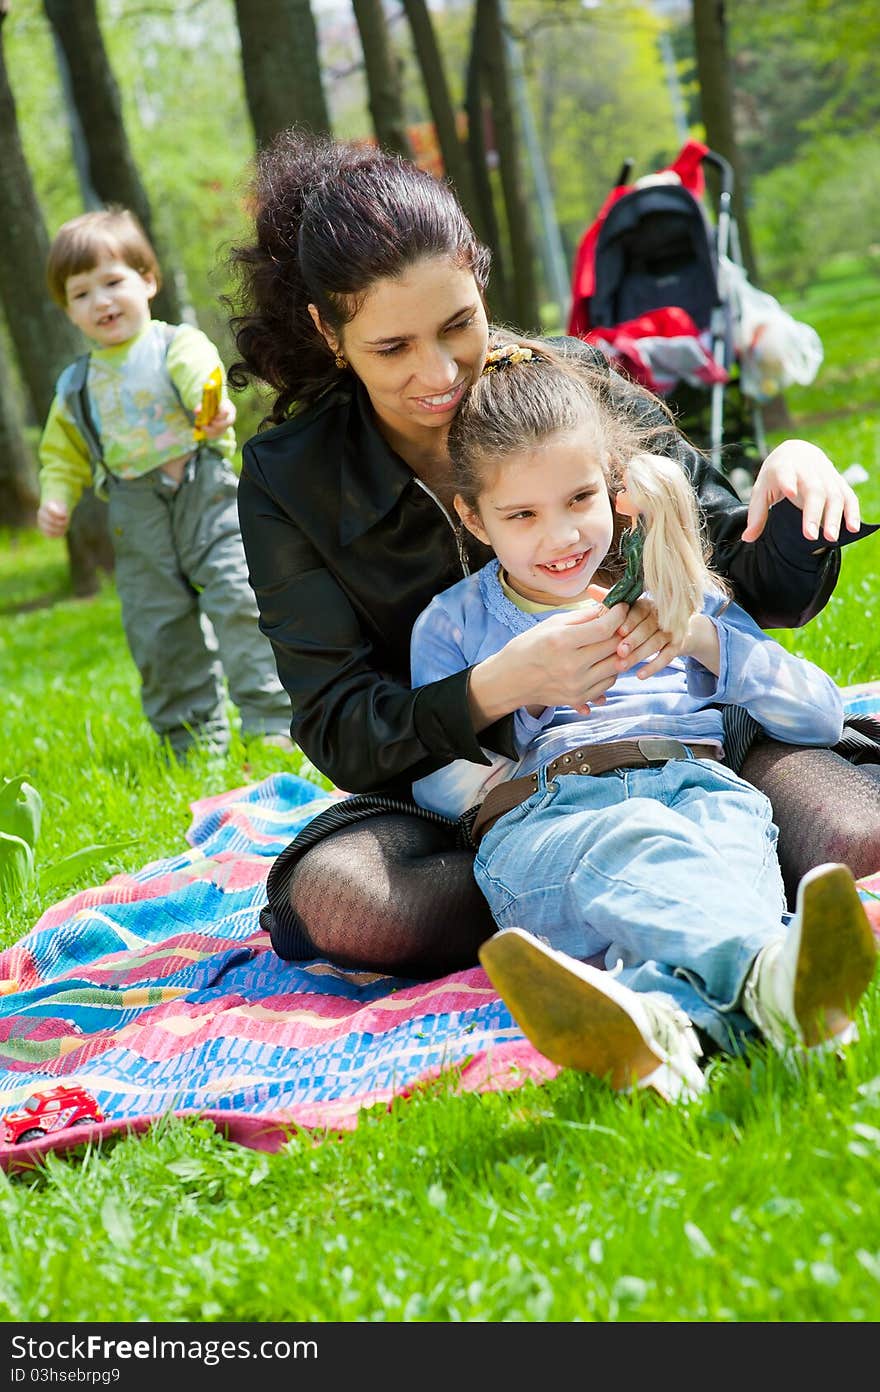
[351,0,413,159]
[42,0,183,324]
[0,20,79,423]
[691,0,760,284]
[465,3,512,323]
[0,11,113,593]
[233,0,331,148]
[475,0,540,332]
[0,335,38,529]
[401,0,477,217]
[692,0,791,428]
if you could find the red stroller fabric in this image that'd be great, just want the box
[567,139,727,395]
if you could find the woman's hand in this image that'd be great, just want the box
[468,602,625,723]
[741,440,861,544]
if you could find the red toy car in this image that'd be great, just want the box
[1,1084,104,1145]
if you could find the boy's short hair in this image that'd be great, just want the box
[47,207,162,306]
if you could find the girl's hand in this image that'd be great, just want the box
[199,397,236,439]
[680,613,721,676]
[36,500,70,538]
[741,440,861,544]
[614,596,681,678]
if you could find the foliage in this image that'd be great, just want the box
[0,772,137,902]
[671,0,880,179]
[728,0,880,146]
[750,133,880,292]
[504,0,681,267]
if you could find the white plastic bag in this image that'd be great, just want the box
[719,256,824,401]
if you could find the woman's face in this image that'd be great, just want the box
[317,256,489,450]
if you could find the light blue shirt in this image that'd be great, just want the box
[411,559,844,819]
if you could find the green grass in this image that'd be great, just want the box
[1,257,879,1325]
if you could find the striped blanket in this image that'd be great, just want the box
[3,684,880,1168]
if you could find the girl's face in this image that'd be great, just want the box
[310,255,489,453]
[456,432,615,606]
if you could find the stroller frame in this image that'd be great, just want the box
[569,142,767,478]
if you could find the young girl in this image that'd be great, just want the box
[411,340,877,1102]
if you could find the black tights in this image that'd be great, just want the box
[274,814,495,977]
[739,741,880,901]
[273,746,880,977]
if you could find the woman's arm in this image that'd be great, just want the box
[410,597,529,818]
[554,335,855,628]
[237,462,493,794]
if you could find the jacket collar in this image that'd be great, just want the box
[339,380,415,546]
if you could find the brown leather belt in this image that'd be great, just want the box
[470,737,723,848]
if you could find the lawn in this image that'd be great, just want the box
[0,256,879,1327]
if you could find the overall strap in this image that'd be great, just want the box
[61,352,103,466]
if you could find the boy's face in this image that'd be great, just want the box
[64,257,157,348]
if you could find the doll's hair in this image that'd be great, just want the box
[46,208,161,307]
[226,127,490,423]
[449,335,728,643]
[617,452,729,646]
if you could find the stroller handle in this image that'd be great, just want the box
[702,149,734,197]
[614,158,635,189]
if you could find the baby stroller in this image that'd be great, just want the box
[568,139,768,486]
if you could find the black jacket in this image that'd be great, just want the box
[238,351,842,797]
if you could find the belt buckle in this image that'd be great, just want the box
[637,737,689,763]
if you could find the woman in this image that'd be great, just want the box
[228,129,880,978]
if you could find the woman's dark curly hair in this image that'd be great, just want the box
[226,128,491,424]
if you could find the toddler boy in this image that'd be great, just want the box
[38,208,292,758]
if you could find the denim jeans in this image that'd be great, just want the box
[474,756,788,1053]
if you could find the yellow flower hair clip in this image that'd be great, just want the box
[482,344,535,375]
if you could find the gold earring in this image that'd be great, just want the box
[334,351,348,371]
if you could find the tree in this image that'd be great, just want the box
[474,0,540,332]
[42,0,183,324]
[233,0,331,148]
[464,3,513,323]
[351,0,413,158]
[691,0,759,284]
[400,0,477,220]
[0,333,37,529]
[693,0,793,428]
[0,6,112,592]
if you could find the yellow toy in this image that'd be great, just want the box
[193,367,223,441]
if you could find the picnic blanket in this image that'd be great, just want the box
[3,683,880,1170]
